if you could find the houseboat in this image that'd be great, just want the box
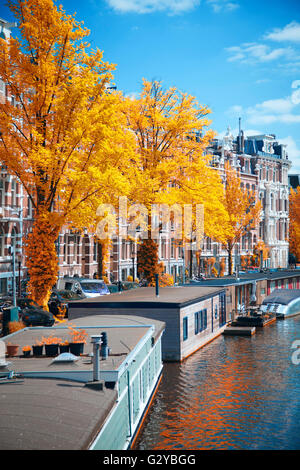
[0,314,165,450]
[68,286,228,362]
[261,289,300,319]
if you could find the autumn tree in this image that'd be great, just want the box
[0,0,135,307]
[222,161,262,275]
[123,79,228,282]
[253,239,269,267]
[289,187,300,262]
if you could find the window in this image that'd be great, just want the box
[270,193,274,211]
[206,237,211,251]
[203,309,207,330]
[160,237,167,259]
[93,240,98,262]
[171,238,175,258]
[11,227,17,252]
[183,317,188,341]
[194,312,199,334]
[0,179,4,206]
[195,310,208,334]
[0,79,5,94]
[0,228,4,257]
[215,304,218,319]
[121,239,127,260]
[76,235,81,264]
[27,194,33,218]
[11,180,17,206]
[63,234,68,262]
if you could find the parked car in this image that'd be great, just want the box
[107,284,119,293]
[48,290,86,318]
[0,296,13,323]
[56,277,110,298]
[112,281,140,291]
[17,298,55,327]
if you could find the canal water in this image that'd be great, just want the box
[136,316,300,450]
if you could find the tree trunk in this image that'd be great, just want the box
[227,243,233,276]
[97,240,103,279]
[25,210,61,309]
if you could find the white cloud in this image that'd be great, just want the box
[125,91,140,100]
[226,81,300,127]
[225,42,295,64]
[226,105,243,115]
[255,78,271,84]
[105,0,200,14]
[265,22,300,43]
[206,0,239,12]
[217,127,261,139]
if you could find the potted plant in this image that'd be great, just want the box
[32,340,44,356]
[68,326,88,356]
[22,345,31,357]
[6,342,19,357]
[42,335,62,357]
[59,340,70,354]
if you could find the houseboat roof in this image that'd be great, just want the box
[72,286,226,309]
[185,269,300,287]
[262,289,300,305]
[0,314,165,450]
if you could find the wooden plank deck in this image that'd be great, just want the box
[223,326,256,336]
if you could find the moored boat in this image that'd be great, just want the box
[260,289,300,319]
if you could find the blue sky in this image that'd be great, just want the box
[1,0,300,171]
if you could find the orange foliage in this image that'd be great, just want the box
[0,0,135,307]
[253,240,269,262]
[289,187,300,261]
[68,325,88,344]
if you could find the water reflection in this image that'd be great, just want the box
[136,317,300,450]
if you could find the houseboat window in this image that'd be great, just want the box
[203,309,207,330]
[215,305,218,319]
[183,317,188,341]
[194,312,199,334]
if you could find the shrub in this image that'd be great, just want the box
[8,320,26,334]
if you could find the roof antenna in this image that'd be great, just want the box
[239,117,242,154]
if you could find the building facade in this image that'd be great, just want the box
[203,127,291,271]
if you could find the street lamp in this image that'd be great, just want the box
[16,253,22,297]
[8,246,16,306]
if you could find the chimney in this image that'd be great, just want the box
[100,331,109,359]
[155,273,159,297]
[91,335,102,381]
[238,117,242,154]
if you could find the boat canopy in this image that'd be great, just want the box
[262,289,300,305]
[261,289,300,318]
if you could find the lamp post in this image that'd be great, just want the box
[16,253,22,298]
[182,244,185,285]
[8,246,16,306]
[131,255,135,281]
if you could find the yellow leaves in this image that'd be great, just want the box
[123,79,228,242]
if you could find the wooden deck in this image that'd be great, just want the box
[223,326,256,336]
